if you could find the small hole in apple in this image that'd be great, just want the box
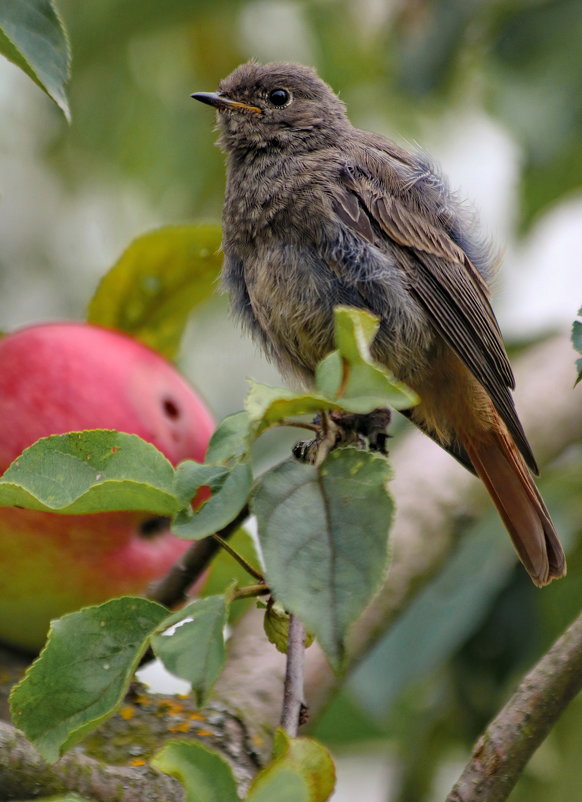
[139,516,171,538]
[162,397,180,419]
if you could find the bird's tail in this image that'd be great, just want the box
[461,422,566,586]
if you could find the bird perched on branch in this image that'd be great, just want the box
[193,61,566,587]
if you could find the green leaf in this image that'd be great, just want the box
[204,411,251,466]
[574,309,582,352]
[333,305,381,361]
[245,380,342,437]
[151,740,239,802]
[0,430,181,514]
[86,224,222,360]
[249,770,308,802]
[317,307,418,412]
[247,729,335,802]
[572,307,582,386]
[152,595,229,706]
[175,463,231,506]
[316,348,418,412]
[172,462,252,540]
[244,308,417,440]
[10,597,167,762]
[263,600,293,654]
[252,448,393,669]
[0,0,70,120]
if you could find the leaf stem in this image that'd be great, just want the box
[147,505,250,607]
[280,614,307,737]
[232,583,270,601]
[212,533,264,582]
[336,356,350,398]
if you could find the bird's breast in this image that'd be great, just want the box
[221,159,435,385]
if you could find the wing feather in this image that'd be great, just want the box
[332,158,538,474]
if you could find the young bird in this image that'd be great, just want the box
[193,61,566,586]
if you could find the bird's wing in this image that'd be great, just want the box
[331,159,538,473]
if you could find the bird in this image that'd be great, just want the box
[192,60,566,587]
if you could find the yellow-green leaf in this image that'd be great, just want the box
[152,740,239,802]
[247,730,335,801]
[87,224,222,359]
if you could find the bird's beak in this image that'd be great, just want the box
[191,92,262,114]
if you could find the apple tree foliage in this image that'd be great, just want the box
[0,0,70,120]
[4,6,580,800]
[2,218,416,801]
[0,6,399,774]
[573,307,582,386]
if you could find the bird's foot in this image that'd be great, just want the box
[292,407,391,464]
[330,408,392,454]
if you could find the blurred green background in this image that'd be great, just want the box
[1,1,581,799]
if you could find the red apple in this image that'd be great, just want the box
[0,322,215,651]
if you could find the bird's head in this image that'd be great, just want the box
[192,61,350,155]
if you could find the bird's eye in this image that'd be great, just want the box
[268,88,291,107]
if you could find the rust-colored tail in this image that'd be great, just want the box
[461,423,566,587]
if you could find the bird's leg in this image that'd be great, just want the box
[331,407,392,454]
[292,407,392,464]
[292,410,340,465]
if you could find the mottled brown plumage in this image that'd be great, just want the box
[193,61,566,586]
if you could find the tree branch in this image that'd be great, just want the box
[1,334,580,793]
[0,720,184,802]
[304,333,582,709]
[213,334,582,758]
[0,675,261,801]
[446,609,582,802]
[280,615,306,736]
[147,504,250,607]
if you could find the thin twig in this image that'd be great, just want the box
[280,614,306,736]
[446,610,582,802]
[212,533,264,581]
[147,505,250,607]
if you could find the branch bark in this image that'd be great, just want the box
[0,720,184,802]
[213,333,582,758]
[446,609,582,801]
[1,334,580,795]
[280,614,306,736]
[147,505,250,607]
[0,676,261,801]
